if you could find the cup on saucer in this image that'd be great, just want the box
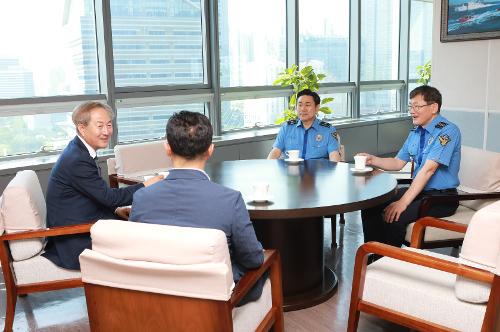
[285,150,300,161]
[354,155,367,170]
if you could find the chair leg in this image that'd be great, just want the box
[347,309,360,332]
[330,215,337,248]
[340,213,345,225]
[4,291,17,332]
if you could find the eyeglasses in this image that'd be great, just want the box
[407,103,434,112]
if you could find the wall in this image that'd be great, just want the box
[432,1,500,151]
[0,117,412,194]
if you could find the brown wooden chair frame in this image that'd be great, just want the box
[0,223,94,332]
[84,249,284,332]
[348,217,500,332]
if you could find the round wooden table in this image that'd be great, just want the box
[205,159,397,311]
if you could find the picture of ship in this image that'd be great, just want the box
[447,0,500,35]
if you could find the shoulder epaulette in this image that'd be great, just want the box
[287,119,298,125]
[410,125,418,131]
[319,121,331,128]
[435,121,448,129]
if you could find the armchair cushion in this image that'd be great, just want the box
[455,201,500,303]
[114,141,172,177]
[80,219,234,301]
[363,248,486,332]
[0,170,46,261]
[233,278,272,332]
[459,146,500,192]
[13,253,81,285]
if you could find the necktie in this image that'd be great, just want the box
[301,128,310,159]
[417,127,426,167]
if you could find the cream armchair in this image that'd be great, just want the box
[107,140,172,188]
[79,219,284,332]
[406,146,500,249]
[0,170,93,332]
[348,201,500,332]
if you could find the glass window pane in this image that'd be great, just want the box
[0,113,74,157]
[221,97,286,131]
[360,90,398,115]
[117,103,206,143]
[110,0,205,87]
[360,0,400,81]
[0,1,99,98]
[299,0,350,82]
[409,0,433,79]
[319,93,350,119]
[218,0,286,87]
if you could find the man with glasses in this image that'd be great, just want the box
[357,85,461,253]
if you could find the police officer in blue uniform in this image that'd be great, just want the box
[358,85,461,250]
[267,89,341,162]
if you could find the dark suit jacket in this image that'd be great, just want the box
[129,168,265,304]
[43,136,143,269]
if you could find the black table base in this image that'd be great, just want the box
[252,217,337,311]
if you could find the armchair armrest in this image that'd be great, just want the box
[229,250,283,309]
[410,217,468,249]
[0,222,95,242]
[418,191,500,217]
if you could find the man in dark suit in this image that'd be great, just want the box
[43,101,162,270]
[129,111,265,305]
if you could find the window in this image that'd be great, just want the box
[299,0,350,82]
[0,113,74,157]
[0,0,99,98]
[321,93,350,119]
[360,0,400,81]
[117,103,206,143]
[218,0,286,87]
[360,90,398,115]
[221,97,286,131]
[409,0,433,80]
[110,0,205,87]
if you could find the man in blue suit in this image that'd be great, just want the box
[43,101,162,270]
[129,111,265,305]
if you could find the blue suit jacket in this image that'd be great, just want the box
[129,169,264,303]
[43,137,143,269]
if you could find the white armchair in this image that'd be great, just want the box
[348,201,500,331]
[80,219,284,332]
[108,140,172,188]
[405,146,500,248]
[0,170,92,332]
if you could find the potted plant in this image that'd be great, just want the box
[273,64,334,124]
[416,60,431,85]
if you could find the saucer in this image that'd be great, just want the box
[350,166,373,173]
[248,194,274,203]
[284,158,304,163]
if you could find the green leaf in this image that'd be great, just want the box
[319,106,332,114]
[275,117,286,125]
[300,66,313,76]
[321,97,335,104]
[290,93,297,107]
[317,74,326,80]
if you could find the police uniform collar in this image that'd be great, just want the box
[297,117,320,130]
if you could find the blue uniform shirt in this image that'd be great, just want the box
[273,118,339,160]
[396,114,461,190]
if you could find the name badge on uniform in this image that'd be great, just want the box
[315,134,323,142]
[428,136,434,145]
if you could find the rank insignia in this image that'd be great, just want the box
[435,121,448,129]
[411,125,418,131]
[331,131,339,141]
[438,134,451,146]
[287,119,298,125]
[315,134,323,142]
[319,121,331,128]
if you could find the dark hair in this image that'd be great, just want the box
[297,89,321,105]
[166,111,213,159]
[409,85,442,112]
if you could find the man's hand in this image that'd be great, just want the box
[143,175,164,187]
[115,206,131,220]
[383,200,409,223]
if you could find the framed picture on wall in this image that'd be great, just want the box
[441,0,500,42]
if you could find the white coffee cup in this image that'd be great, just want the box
[286,150,300,160]
[252,182,269,200]
[354,155,367,170]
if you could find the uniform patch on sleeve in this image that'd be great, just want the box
[319,121,331,128]
[287,119,298,125]
[438,134,451,146]
[331,131,339,141]
[435,121,448,129]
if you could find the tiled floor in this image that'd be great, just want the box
[1,212,410,331]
